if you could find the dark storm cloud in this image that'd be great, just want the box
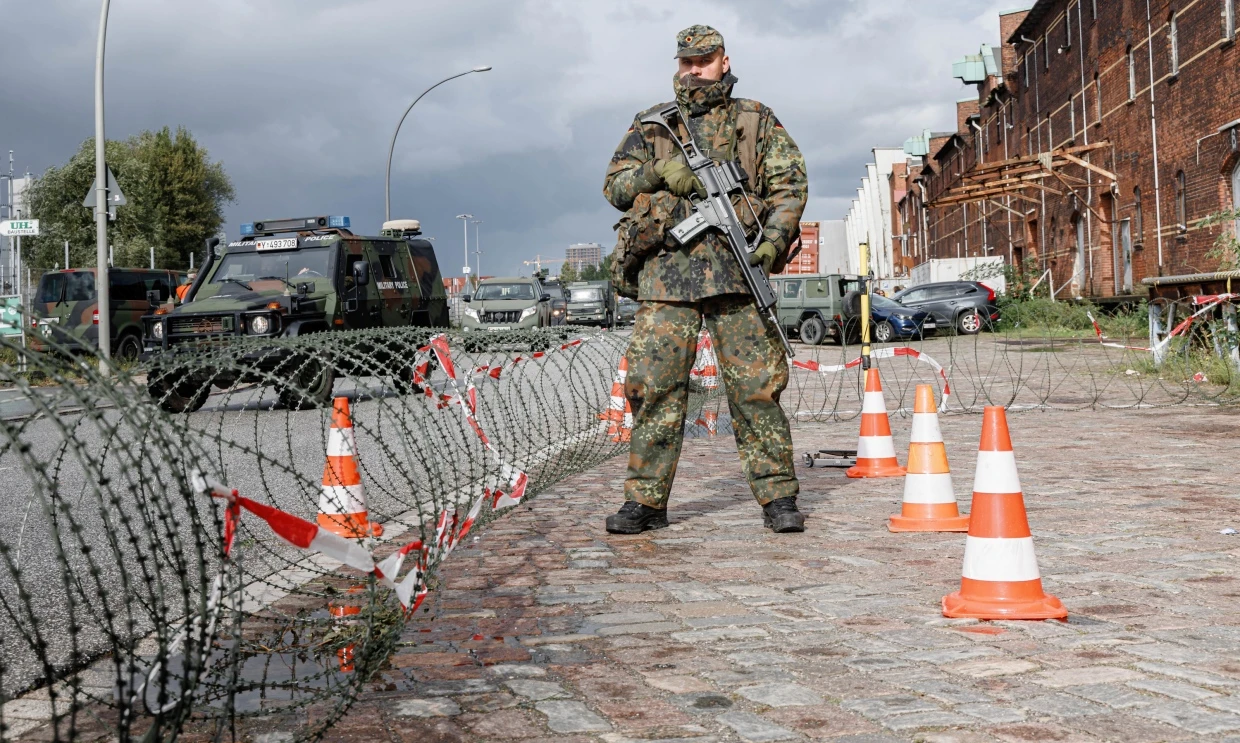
[0,0,1008,277]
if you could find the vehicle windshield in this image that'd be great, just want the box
[64,272,96,302]
[211,247,332,284]
[569,287,602,302]
[870,294,901,309]
[475,283,536,300]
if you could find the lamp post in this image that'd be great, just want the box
[455,214,472,285]
[471,219,483,279]
[94,0,111,371]
[384,66,492,221]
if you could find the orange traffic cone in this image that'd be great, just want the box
[845,368,905,478]
[319,397,383,539]
[611,396,633,443]
[889,385,969,532]
[942,406,1066,620]
[695,408,718,436]
[693,329,719,390]
[601,358,628,431]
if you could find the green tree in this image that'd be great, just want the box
[559,262,579,283]
[25,127,234,270]
[580,262,606,281]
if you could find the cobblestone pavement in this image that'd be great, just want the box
[298,404,1240,742]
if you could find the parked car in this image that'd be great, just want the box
[869,294,936,342]
[31,267,185,362]
[891,281,999,335]
[771,273,864,345]
[461,276,553,332]
[543,282,568,326]
[616,297,638,324]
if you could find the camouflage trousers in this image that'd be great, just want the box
[623,296,798,508]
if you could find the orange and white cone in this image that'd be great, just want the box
[319,397,383,539]
[942,406,1066,620]
[611,397,633,443]
[330,601,361,672]
[692,329,719,390]
[601,358,628,433]
[845,368,905,478]
[889,385,969,532]
[695,408,719,436]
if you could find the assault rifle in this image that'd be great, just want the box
[638,104,794,357]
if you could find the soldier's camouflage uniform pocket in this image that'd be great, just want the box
[610,191,688,299]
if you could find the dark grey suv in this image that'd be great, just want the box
[891,281,999,335]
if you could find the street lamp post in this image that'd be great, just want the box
[455,214,472,285]
[384,66,492,221]
[471,219,483,279]
[94,0,111,371]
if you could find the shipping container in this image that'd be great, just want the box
[909,257,1006,294]
[777,222,820,275]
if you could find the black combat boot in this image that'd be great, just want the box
[762,497,806,533]
[605,501,669,534]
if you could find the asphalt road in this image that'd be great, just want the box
[0,331,630,697]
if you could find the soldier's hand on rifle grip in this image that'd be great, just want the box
[655,159,707,199]
[747,241,778,276]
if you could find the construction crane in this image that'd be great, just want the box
[522,255,567,273]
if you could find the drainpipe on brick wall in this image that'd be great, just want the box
[1078,0,1095,291]
[1002,105,1014,263]
[1146,0,1166,274]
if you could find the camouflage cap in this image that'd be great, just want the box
[674,25,724,58]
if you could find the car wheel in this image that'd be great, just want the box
[957,310,982,335]
[798,316,826,346]
[277,355,335,410]
[148,370,209,414]
[114,332,142,363]
[874,320,894,343]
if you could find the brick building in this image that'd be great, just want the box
[899,0,1239,299]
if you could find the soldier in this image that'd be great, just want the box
[603,25,808,534]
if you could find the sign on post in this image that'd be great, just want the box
[82,166,127,220]
[0,220,39,237]
[462,266,472,274]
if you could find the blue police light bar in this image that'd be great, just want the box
[244,216,352,235]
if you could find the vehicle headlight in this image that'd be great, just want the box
[249,314,271,335]
[520,306,537,320]
[552,308,565,316]
[151,322,164,340]
[464,307,479,320]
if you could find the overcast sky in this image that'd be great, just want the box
[1,0,1011,278]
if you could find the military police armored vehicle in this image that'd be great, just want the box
[142,216,448,412]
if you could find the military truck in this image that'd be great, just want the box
[771,273,864,345]
[142,216,448,412]
[459,276,554,333]
[30,267,185,361]
[564,280,615,327]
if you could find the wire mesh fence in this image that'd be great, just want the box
[0,296,1236,741]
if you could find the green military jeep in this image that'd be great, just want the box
[142,216,448,412]
[771,273,864,345]
[31,267,184,361]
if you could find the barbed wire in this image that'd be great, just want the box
[0,297,1236,741]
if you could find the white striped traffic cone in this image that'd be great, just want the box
[942,406,1065,620]
[601,357,628,435]
[693,329,719,390]
[845,368,905,478]
[318,397,383,539]
[889,384,969,532]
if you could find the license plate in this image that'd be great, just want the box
[923,322,936,328]
[255,238,298,251]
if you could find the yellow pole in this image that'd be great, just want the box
[859,241,872,369]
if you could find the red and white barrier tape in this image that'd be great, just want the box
[792,346,952,402]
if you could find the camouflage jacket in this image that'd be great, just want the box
[604,72,808,302]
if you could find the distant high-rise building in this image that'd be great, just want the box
[566,243,604,273]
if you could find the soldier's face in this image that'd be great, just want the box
[677,50,729,82]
